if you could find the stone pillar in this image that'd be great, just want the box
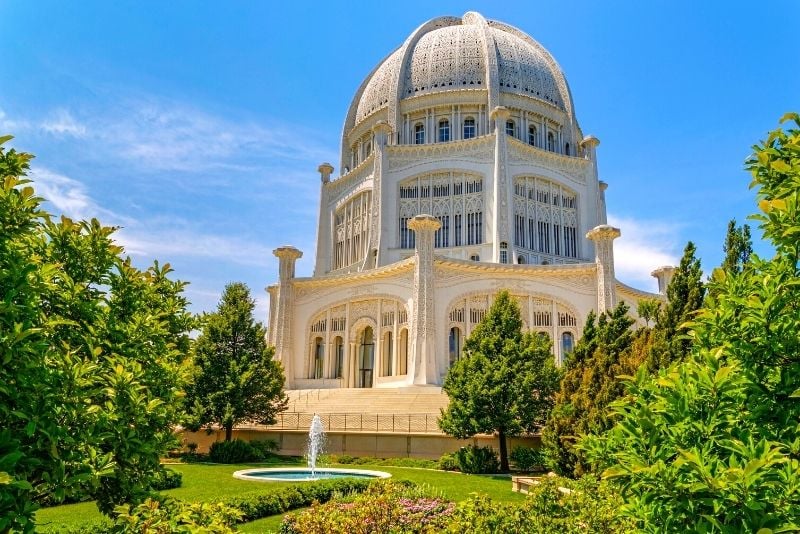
[272,246,303,387]
[491,106,511,263]
[651,266,676,295]
[314,163,333,276]
[367,120,392,269]
[598,180,609,225]
[586,225,621,314]
[408,214,441,385]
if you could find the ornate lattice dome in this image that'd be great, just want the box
[342,11,577,158]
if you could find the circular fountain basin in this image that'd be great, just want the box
[233,467,391,482]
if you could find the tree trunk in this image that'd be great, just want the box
[498,428,509,472]
[225,423,233,442]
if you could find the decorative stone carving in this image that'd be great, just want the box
[408,214,441,385]
[586,225,621,313]
[651,266,676,295]
[272,246,303,386]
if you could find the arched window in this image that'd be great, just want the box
[500,241,509,264]
[547,132,555,151]
[564,142,570,156]
[398,329,408,375]
[358,327,375,388]
[517,255,525,264]
[414,123,425,145]
[382,331,393,377]
[334,336,344,379]
[505,120,515,137]
[438,119,450,142]
[561,332,574,359]
[365,142,372,156]
[463,117,476,139]
[312,337,324,379]
[528,125,537,146]
[470,254,480,261]
[449,327,461,367]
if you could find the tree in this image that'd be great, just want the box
[438,290,561,472]
[0,136,194,530]
[541,303,638,476]
[187,282,288,441]
[580,113,800,531]
[636,299,661,328]
[721,218,753,274]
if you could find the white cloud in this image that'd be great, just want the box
[0,108,31,132]
[607,213,680,292]
[41,109,87,137]
[29,167,101,221]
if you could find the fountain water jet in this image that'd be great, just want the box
[307,414,325,479]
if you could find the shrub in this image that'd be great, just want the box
[280,481,453,534]
[113,497,241,533]
[186,442,198,453]
[222,478,372,522]
[455,445,500,474]
[208,439,262,463]
[438,452,459,471]
[249,438,279,458]
[447,475,633,533]
[150,467,183,491]
[510,446,545,472]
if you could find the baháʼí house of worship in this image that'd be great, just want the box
[267,11,674,397]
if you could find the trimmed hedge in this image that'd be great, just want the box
[150,467,183,491]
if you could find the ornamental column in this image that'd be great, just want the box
[272,246,303,387]
[408,214,441,385]
[314,163,333,276]
[368,120,392,269]
[491,106,511,263]
[651,266,676,295]
[586,225,621,314]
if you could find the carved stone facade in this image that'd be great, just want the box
[267,11,669,390]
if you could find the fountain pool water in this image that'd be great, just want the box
[232,414,391,483]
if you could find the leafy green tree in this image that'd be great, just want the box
[541,303,637,476]
[439,290,561,472]
[636,298,661,327]
[0,136,194,530]
[721,218,753,274]
[580,113,800,532]
[187,282,288,442]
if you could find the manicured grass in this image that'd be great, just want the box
[35,460,524,532]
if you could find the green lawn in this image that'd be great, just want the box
[35,461,525,532]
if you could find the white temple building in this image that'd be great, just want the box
[267,11,673,392]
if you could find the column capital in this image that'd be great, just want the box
[580,135,600,149]
[586,224,620,242]
[273,246,303,260]
[317,163,334,184]
[651,265,676,295]
[408,214,442,233]
[599,180,608,192]
[371,120,393,135]
[490,105,511,122]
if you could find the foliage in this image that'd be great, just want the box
[322,455,438,469]
[446,475,633,533]
[437,453,458,471]
[150,468,183,491]
[113,497,241,533]
[208,439,264,464]
[453,445,500,474]
[279,480,453,534]
[542,303,637,476]
[720,218,753,274]
[248,439,279,458]
[439,290,561,471]
[580,113,800,532]
[509,446,546,472]
[186,282,288,441]
[223,478,372,523]
[636,299,661,327]
[0,137,193,530]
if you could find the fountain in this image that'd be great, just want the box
[232,414,390,483]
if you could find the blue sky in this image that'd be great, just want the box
[2,1,798,319]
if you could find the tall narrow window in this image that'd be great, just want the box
[505,120,515,137]
[547,132,555,151]
[500,241,509,264]
[312,337,324,379]
[449,327,461,367]
[358,327,375,388]
[562,332,574,358]
[528,125,537,146]
[463,117,475,139]
[399,329,408,375]
[334,336,344,379]
[564,142,570,156]
[438,119,450,142]
[414,123,425,145]
[454,214,462,247]
[382,332,393,376]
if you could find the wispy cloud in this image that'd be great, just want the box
[0,108,31,132]
[608,213,680,292]
[29,166,113,221]
[41,109,87,137]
